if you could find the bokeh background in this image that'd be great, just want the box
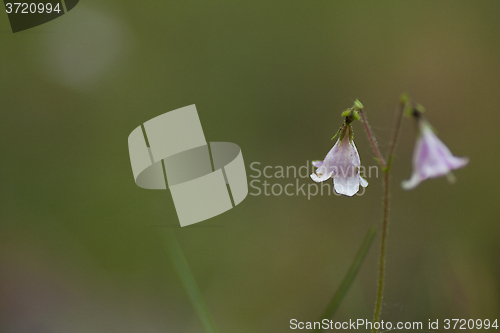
[1,1,499,332]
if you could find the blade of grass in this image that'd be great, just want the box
[164,229,219,333]
[313,226,376,332]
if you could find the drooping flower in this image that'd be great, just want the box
[402,118,469,190]
[311,124,368,196]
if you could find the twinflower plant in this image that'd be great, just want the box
[311,95,469,333]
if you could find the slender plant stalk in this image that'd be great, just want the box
[385,95,407,173]
[159,157,218,333]
[358,110,387,169]
[372,171,390,332]
[164,229,219,333]
[313,226,377,333]
[358,96,408,333]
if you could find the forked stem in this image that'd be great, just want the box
[357,96,408,333]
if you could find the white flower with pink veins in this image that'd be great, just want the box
[311,125,368,196]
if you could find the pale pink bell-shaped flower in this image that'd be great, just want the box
[402,119,469,190]
[311,125,368,196]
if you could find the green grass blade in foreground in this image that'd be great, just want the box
[313,226,376,332]
[164,230,219,333]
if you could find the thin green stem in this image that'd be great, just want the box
[164,230,219,333]
[372,172,390,333]
[385,97,407,173]
[159,154,218,333]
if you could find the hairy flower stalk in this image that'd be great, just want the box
[310,110,368,196]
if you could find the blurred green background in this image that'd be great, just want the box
[1,1,499,332]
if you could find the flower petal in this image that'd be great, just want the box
[310,165,333,183]
[401,172,423,190]
[359,176,368,188]
[333,172,360,196]
[312,160,323,168]
[445,156,469,170]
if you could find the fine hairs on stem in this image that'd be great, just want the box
[356,95,408,333]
